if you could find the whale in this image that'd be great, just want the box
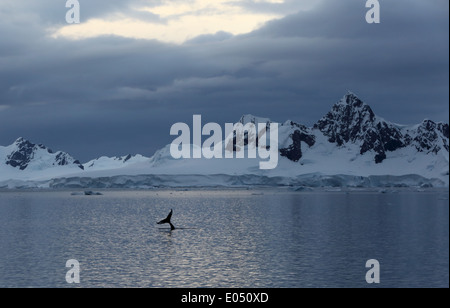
[157,209,175,230]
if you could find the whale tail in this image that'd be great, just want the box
[157,209,175,230]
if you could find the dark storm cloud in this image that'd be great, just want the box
[0,0,448,161]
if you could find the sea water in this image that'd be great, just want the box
[0,189,448,288]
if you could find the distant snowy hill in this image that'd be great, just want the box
[83,154,149,171]
[1,92,448,188]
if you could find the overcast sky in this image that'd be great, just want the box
[0,0,448,161]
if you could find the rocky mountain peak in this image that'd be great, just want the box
[314,93,409,163]
[314,92,376,146]
[5,137,83,170]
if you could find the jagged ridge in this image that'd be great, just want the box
[4,137,84,171]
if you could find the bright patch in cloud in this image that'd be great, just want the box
[51,0,287,44]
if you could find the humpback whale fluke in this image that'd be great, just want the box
[157,209,175,230]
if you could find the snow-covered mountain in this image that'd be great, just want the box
[314,92,449,164]
[1,92,448,188]
[0,138,152,183]
[0,137,85,180]
[0,137,84,171]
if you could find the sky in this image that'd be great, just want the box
[0,0,448,161]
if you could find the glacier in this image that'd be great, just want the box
[0,173,444,190]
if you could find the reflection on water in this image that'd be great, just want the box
[0,190,448,287]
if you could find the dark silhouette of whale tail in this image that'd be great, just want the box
[157,209,175,230]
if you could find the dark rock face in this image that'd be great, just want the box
[314,93,377,146]
[439,123,450,152]
[6,138,38,170]
[376,121,406,152]
[230,115,271,151]
[5,137,84,170]
[438,123,449,139]
[409,120,449,154]
[280,122,315,162]
[123,154,132,163]
[314,92,408,163]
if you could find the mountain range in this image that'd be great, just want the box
[1,92,448,188]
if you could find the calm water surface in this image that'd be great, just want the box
[0,189,448,288]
